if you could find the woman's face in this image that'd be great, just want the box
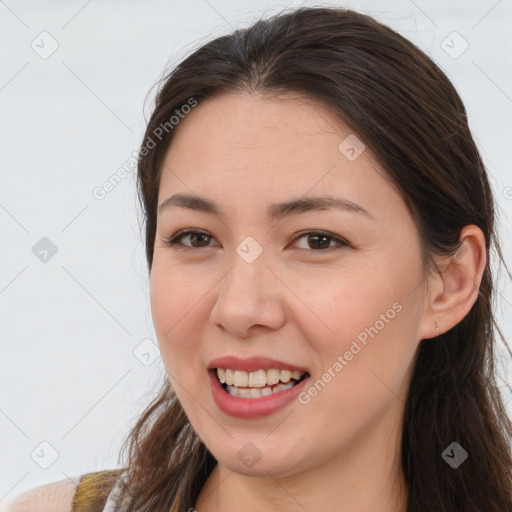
[150,91,431,478]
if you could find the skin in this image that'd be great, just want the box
[149,91,486,512]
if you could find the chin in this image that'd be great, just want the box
[224,456,299,478]
[209,438,308,479]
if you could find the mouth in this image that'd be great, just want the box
[207,355,311,418]
[212,367,310,398]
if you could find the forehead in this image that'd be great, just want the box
[163,91,356,165]
[157,91,397,217]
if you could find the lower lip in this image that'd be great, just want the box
[208,369,309,419]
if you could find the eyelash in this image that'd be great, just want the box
[163,229,349,252]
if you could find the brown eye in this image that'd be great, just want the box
[165,230,216,248]
[185,232,211,247]
[293,231,348,251]
[164,229,348,252]
[306,233,330,250]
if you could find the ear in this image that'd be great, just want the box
[417,225,487,340]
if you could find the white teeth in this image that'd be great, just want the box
[229,386,240,397]
[225,378,297,398]
[233,370,249,387]
[237,387,253,398]
[249,387,262,398]
[249,369,267,387]
[216,367,306,388]
[266,368,280,385]
[225,369,235,386]
[280,370,292,383]
[217,366,308,398]
[272,380,296,393]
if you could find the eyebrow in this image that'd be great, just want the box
[158,193,373,220]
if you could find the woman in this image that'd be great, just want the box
[8,5,512,512]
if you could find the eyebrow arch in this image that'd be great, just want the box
[158,193,373,220]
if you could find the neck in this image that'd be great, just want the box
[195,400,408,512]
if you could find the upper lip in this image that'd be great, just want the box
[208,355,309,374]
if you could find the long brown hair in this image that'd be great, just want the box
[81,6,512,511]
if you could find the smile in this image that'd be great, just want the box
[216,368,308,398]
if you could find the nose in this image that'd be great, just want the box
[209,249,287,338]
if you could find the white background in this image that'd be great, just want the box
[1,0,511,502]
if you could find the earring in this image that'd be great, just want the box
[435,321,440,337]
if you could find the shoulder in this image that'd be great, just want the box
[1,476,81,512]
[2,470,124,512]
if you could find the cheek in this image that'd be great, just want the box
[292,263,397,353]
[150,270,211,414]
[149,264,205,370]
[294,263,417,407]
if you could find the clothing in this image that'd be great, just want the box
[71,469,131,512]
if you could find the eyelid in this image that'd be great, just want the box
[163,228,350,251]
